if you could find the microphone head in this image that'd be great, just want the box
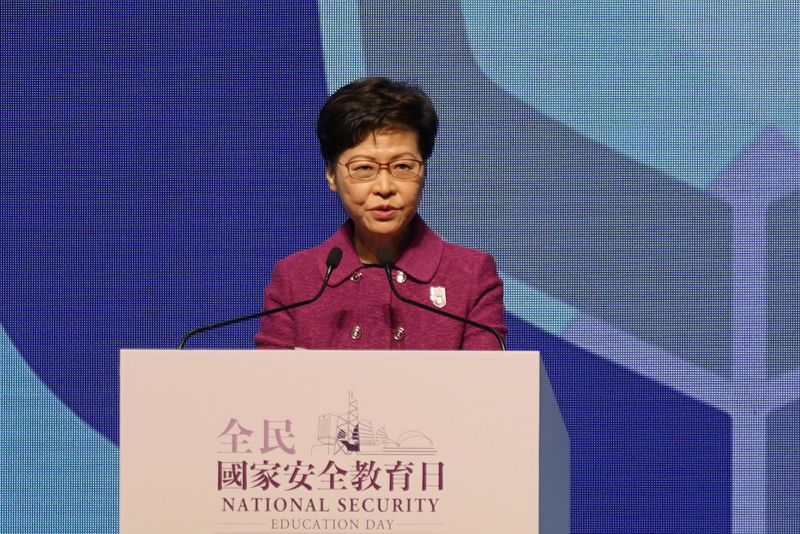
[326,247,343,269]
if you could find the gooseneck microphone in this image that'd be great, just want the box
[378,252,506,351]
[178,247,343,349]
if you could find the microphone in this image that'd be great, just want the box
[377,250,506,350]
[178,247,343,349]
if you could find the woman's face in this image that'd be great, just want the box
[326,129,424,246]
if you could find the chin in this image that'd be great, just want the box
[364,216,401,228]
[357,212,415,238]
[366,225,403,237]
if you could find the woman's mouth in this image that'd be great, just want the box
[370,206,399,220]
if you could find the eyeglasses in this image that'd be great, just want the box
[337,159,424,182]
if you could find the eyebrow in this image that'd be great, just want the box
[346,153,419,161]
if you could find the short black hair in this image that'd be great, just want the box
[316,77,439,166]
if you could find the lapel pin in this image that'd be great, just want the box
[429,286,446,308]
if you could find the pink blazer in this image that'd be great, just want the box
[254,216,506,350]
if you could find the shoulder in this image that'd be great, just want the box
[433,238,501,304]
[441,240,495,264]
[273,243,326,271]
[412,216,494,266]
[272,225,348,275]
[439,239,499,276]
[265,238,335,305]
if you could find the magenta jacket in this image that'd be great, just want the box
[254,216,506,350]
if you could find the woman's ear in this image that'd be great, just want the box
[325,164,337,192]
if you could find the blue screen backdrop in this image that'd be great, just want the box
[1,1,798,532]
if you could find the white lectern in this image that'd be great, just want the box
[120,350,569,533]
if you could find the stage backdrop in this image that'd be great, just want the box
[1,1,798,533]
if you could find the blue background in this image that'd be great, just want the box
[1,1,798,532]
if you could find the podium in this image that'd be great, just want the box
[120,350,569,533]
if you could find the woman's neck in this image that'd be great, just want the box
[353,229,410,265]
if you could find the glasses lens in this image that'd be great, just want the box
[389,160,421,180]
[343,160,422,181]
[347,161,380,181]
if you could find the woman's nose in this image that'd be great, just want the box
[372,168,396,195]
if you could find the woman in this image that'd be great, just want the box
[255,77,505,349]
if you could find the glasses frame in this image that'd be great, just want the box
[337,158,425,182]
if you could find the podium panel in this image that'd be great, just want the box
[120,350,568,533]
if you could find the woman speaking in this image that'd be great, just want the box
[255,77,506,349]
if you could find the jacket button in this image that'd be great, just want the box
[350,325,362,340]
[395,270,407,284]
[350,272,362,282]
[393,326,405,341]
